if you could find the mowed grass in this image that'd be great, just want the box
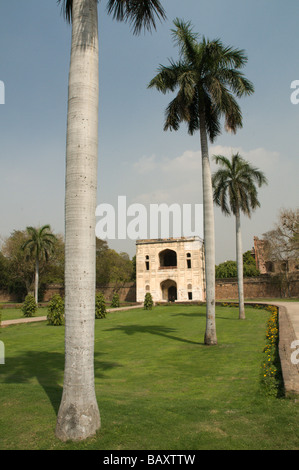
[0,305,298,450]
[1,307,47,322]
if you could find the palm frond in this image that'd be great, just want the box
[148,60,187,93]
[57,0,73,23]
[107,0,166,35]
[149,19,254,144]
[203,95,221,142]
[212,153,267,218]
[171,18,199,63]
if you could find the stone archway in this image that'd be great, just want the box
[160,279,177,302]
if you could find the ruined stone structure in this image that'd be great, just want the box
[253,236,299,275]
[136,237,205,303]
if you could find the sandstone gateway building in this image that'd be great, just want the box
[136,237,206,303]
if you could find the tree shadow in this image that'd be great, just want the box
[170,311,207,319]
[170,311,240,321]
[106,324,202,345]
[1,350,122,415]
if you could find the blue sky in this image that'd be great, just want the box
[0,0,299,263]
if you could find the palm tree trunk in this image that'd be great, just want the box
[199,110,217,345]
[235,210,245,319]
[56,0,100,442]
[35,257,39,304]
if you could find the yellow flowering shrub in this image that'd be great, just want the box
[260,305,283,397]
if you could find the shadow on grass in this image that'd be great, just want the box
[2,350,122,415]
[171,310,243,322]
[170,311,206,318]
[106,324,202,345]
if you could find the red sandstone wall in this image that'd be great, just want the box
[2,277,299,304]
[216,275,299,300]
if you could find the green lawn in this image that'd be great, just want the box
[0,304,298,450]
[0,307,47,322]
[0,302,138,322]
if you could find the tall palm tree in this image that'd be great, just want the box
[212,153,267,319]
[56,0,166,442]
[148,19,254,345]
[22,225,57,303]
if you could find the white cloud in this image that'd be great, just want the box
[209,145,280,172]
[160,150,202,173]
[133,154,158,174]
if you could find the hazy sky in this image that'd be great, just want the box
[1,0,299,263]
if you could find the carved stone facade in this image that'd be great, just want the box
[136,237,205,303]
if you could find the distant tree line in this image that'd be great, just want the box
[0,227,135,302]
[215,250,260,279]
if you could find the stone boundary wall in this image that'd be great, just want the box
[2,275,299,304]
[0,290,19,303]
[216,275,299,300]
[43,283,137,303]
[0,283,137,304]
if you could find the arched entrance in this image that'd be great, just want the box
[160,279,177,302]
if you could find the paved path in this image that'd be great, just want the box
[246,301,299,397]
[0,304,143,328]
[253,301,299,340]
[270,302,299,397]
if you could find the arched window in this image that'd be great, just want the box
[187,283,192,300]
[159,249,177,268]
[145,284,150,292]
[186,252,191,269]
[265,261,274,273]
[145,255,150,271]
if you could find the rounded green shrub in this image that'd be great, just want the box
[111,292,120,308]
[22,294,37,318]
[47,294,64,326]
[95,292,107,319]
[144,292,154,310]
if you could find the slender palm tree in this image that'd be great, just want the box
[22,225,57,303]
[56,0,166,442]
[212,153,267,319]
[148,19,254,345]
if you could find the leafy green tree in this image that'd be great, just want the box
[0,252,10,290]
[215,252,259,279]
[56,0,166,442]
[3,230,35,299]
[212,153,267,319]
[148,19,254,343]
[215,260,237,279]
[2,229,62,301]
[96,239,110,286]
[96,239,133,287]
[243,250,260,277]
[131,255,136,283]
[22,225,57,303]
